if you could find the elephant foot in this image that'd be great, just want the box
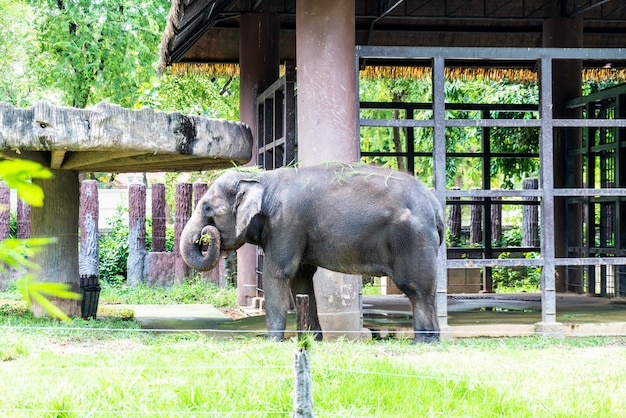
[412,332,440,344]
[268,331,285,341]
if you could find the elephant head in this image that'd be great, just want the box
[179,171,263,271]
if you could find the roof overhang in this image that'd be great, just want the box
[159,0,626,72]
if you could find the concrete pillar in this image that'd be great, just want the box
[31,170,81,317]
[237,11,280,306]
[543,16,583,293]
[296,0,358,163]
[296,0,362,340]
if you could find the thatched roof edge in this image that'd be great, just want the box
[164,62,626,84]
[157,0,183,75]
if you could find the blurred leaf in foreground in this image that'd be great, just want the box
[0,158,53,206]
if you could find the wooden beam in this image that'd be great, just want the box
[50,150,66,169]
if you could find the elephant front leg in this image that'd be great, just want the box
[289,263,322,341]
[262,265,292,341]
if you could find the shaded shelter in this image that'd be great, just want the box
[0,101,252,316]
[159,0,626,337]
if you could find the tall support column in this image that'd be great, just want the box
[543,16,583,293]
[538,57,560,333]
[433,57,448,330]
[297,0,363,340]
[296,0,358,162]
[31,170,81,317]
[238,11,280,306]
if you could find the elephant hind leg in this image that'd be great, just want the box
[406,291,440,344]
[392,260,440,343]
[289,263,322,341]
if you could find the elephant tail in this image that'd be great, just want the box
[435,205,445,246]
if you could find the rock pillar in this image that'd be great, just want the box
[238,11,280,306]
[31,170,81,317]
[296,0,362,340]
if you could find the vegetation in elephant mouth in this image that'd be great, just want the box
[195,232,214,247]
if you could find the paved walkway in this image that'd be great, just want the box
[117,293,626,338]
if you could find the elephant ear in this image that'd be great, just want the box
[234,179,263,237]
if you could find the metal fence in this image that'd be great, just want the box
[356,46,626,328]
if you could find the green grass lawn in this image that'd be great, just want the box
[1,309,625,418]
[2,282,626,417]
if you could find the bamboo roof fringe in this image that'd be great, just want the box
[166,62,626,84]
[157,0,183,75]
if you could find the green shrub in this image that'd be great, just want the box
[492,251,541,293]
[98,208,130,283]
[98,207,175,284]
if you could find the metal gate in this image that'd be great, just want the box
[255,61,297,294]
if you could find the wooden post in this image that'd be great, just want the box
[470,192,482,245]
[79,180,99,277]
[0,182,9,239]
[79,181,101,319]
[447,187,461,245]
[16,198,30,239]
[127,183,146,286]
[296,294,310,338]
[151,183,166,253]
[522,178,539,247]
[491,195,502,244]
[293,294,314,418]
[174,182,193,282]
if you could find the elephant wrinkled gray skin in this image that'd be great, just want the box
[180,162,445,343]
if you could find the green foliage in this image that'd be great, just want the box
[0,0,40,106]
[98,207,130,283]
[0,158,80,320]
[0,159,52,206]
[27,0,169,108]
[98,206,175,283]
[17,274,82,321]
[492,251,541,293]
[136,73,240,119]
[359,76,540,189]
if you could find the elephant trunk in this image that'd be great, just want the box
[179,219,221,272]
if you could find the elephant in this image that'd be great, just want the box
[180,162,445,343]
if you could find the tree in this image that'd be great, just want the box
[359,75,540,189]
[28,0,169,108]
[0,0,40,106]
[136,72,240,120]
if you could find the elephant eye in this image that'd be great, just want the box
[202,204,215,217]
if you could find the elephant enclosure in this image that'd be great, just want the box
[0,179,234,290]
